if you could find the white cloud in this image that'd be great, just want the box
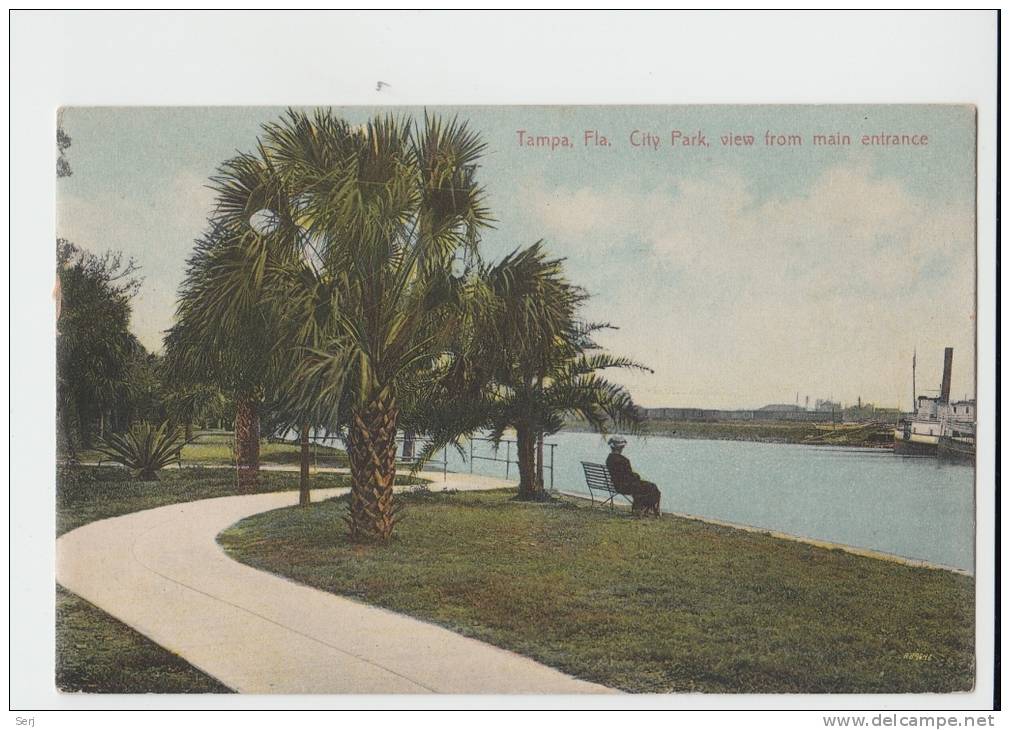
[520,163,975,408]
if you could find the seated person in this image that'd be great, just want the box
[605,436,661,516]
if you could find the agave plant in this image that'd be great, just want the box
[95,421,187,480]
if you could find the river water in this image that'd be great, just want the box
[442,432,975,573]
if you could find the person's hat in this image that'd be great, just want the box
[607,436,628,447]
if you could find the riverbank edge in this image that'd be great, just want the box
[556,490,970,576]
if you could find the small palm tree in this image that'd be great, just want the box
[165,224,292,491]
[449,243,650,499]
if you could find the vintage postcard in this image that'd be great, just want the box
[54,105,976,696]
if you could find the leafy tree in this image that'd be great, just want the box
[57,118,72,178]
[197,109,491,539]
[56,239,142,455]
[162,380,228,440]
[120,349,166,426]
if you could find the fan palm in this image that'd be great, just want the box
[198,109,491,540]
[164,225,288,491]
[447,243,650,499]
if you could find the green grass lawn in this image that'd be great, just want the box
[73,430,350,468]
[56,464,422,693]
[180,433,349,467]
[57,464,364,537]
[56,585,231,694]
[219,489,975,694]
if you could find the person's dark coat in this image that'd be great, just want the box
[605,452,641,494]
[606,451,661,515]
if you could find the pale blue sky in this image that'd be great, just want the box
[57,105,976,409]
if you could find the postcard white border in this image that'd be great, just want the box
[9,9,1000,718]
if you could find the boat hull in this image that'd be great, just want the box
[893,429,939,456]
[937,436,975,464]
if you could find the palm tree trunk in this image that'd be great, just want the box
[299,423,311,506]
[234,396,260,492]
[516,425,540,499]
[346,390,400,541]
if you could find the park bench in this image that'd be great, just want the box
[580,461,633,509]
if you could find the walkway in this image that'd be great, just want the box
[56,471,615,694]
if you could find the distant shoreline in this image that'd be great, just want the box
[561,419,895,449]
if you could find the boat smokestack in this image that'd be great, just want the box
[940,347,953,403]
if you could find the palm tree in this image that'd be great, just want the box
[164,226,288,491]
[462,243,650,499]
[197,109,491,540]
[162,380,227,441]
[265,356,346,508]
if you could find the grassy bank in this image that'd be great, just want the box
[220,489,974,694]
[56,464,420,693]
[57,464,363,537]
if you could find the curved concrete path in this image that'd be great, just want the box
[56,471,615,694]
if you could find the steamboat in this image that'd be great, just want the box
[894,347,975,462]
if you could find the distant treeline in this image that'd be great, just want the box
[639,406,903,424]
